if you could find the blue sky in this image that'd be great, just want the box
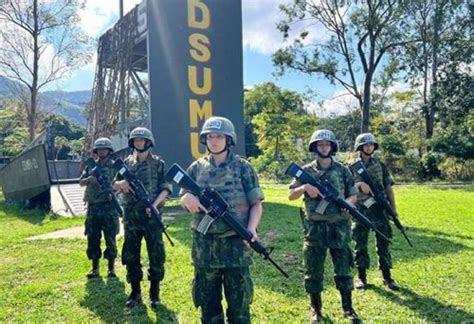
[56,0,357,115]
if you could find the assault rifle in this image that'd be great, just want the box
[165,163,289,278]
[285,162,391,243]
[113,158,174,246]
[350,160,413,247]
[85,158,123,217]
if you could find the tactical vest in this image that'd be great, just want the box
[302,160,351,220]
[352,157,386,204]
[192,155,250,234]
[83,158,116,204]
[121,153,166,206]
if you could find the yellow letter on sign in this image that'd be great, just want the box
[188,0,210,29]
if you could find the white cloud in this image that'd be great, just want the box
[242,0,330,55]
[79,0,143,37]
[305,90,359,117]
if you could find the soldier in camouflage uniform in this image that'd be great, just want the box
[350,133,400,291]
[180,116,265,324]
[288,130,360,323]
[80,137,120,279]
[113,127,172,308]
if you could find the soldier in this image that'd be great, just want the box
[80,137,120,279]
[350,133,400,291]
[180,116,265,324]
[112,127,172,308]
[288,129,360,323]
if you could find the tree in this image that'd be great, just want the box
[244,83,318,179]
[399,0,471,143]
[274,0,415,132]
[244,82,306,157]
[252,110,318,180]
[0,0,92,141]
[0,102,29,155]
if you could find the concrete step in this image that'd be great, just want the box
[50,183,86,217]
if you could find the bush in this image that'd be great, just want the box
[438,157,474,180]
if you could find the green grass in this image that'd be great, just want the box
[0,184,473,323]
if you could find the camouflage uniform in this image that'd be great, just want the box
[351,156,394,272]
[289,159,358,294]
[81,158,120,261]
[115,152,173,283]
[181,151,264,324]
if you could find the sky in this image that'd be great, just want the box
[55,0,360,115]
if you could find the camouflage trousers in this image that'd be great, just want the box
[193,266,253,324]
[84,203,120,261]
[121,207,165,283]
[303,219,354,294]
[353,206,393,271]
[192,232,253,324]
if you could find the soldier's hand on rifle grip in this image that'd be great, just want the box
[342,196,357,214]
[356,181,373,195]
[243,227,258,249]
[114,180,133,194]
[181,193,208,214]
[304,184,322,199]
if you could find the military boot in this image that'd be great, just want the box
[150,280,160,308]
[125,281,142,308]
[382,269,400,291]
[340,290,361,323]
[107,259,116,278]
[201,312,224,324]
[355,268,368,289]
[310,293,323,323]
[86,259,100,279]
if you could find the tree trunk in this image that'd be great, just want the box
[427,1,442,144]
[29,0,39,142]
[361,70,373,133]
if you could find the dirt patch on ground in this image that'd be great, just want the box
[27,215,175,240]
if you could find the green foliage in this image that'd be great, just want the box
[2,127,29,156]
[251,111,317,180]
[244,82,306,157]
[245,83,319,180]
[43,114,84,140]
[1,184,474,322]
[438,157,474,179]
[319,110,361,151]
[0,104,28,156]
[430,124,474,160]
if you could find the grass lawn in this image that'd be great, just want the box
[0,184,473,323]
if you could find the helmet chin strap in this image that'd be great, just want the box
[360,149,374,157]
[206,136,232,155]
[316,150,332,158]
[207,144,229,155]
[133,140,152,153]
[315,145,333,158]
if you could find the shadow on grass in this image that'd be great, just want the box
[370,285,474,322]
[0,200,50,225]
[162,202,474,299]
[81,277,130,322]
[387,226,473,265]
[81,277,178,322]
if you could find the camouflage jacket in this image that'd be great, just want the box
[115,151,172,208]
[350,156,394,206]
[180,150,265,234]
[81,157,116,204]
[290,158,357,221]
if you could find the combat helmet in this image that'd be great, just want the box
[308,129,338,153]
[128,127,155,149]
[93,137,114,153]
[199,116,237,146]
[354,133,378,151]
